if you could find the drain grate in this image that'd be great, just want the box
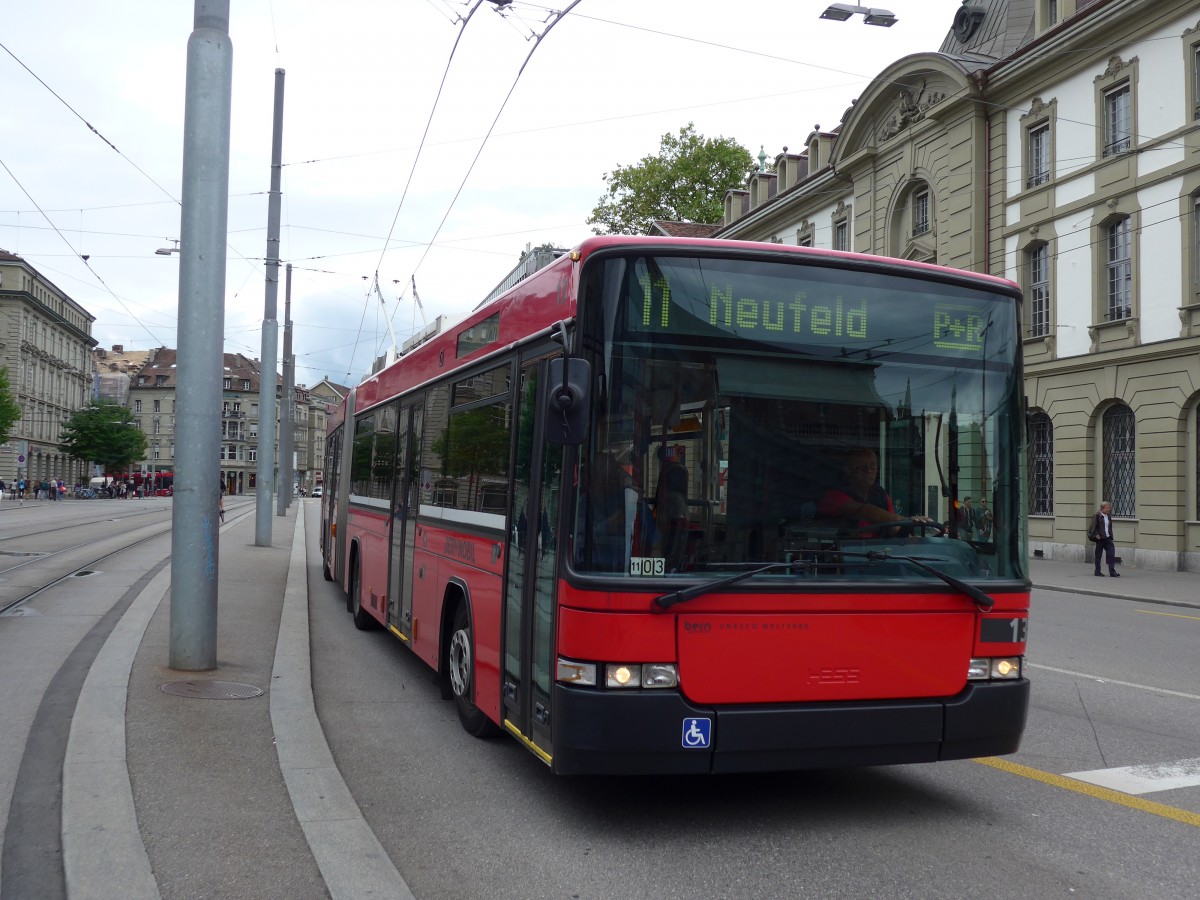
[73,570,98,577]
[159,680,264,700]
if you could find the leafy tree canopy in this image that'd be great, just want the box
[0,367,20,446]
[59,400,148,472]
[587,123,753,236]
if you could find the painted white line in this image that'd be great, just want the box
[1026,663,1200,701]
[1064,759,1200,795]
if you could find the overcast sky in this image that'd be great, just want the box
[1,0,965,388]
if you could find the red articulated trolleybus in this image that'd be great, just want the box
[321,236,1030,775]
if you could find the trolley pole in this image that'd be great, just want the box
[277,264,294,516]
[170,0,232,670]
[255,68,285,545]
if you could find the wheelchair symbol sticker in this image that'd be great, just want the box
[681,717,711,749]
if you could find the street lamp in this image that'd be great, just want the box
[820,4,898,26]
[155,238,181,256]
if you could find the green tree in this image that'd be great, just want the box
[0,367,20,445]
[59,400,148,472]
[587,123,753,236]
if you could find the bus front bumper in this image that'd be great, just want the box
[550,679,1030,775]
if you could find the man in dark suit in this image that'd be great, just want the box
[1092,500,1120,577]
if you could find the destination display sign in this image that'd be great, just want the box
[621,257,1012,361]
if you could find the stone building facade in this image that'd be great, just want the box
[120,346,323,497]
[0,250,96,487]
[715,0,1200,570]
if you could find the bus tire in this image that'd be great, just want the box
[448,602,499,738]
[350,559,376,631]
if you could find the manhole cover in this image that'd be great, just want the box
[159,680,264,700]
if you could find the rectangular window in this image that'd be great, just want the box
[1106,218,1132,320]
[1027,124,1050,187]
[912,191,930,236]
[1194,195,1200,302]
[833,220,848,252]
[1029,245,1050,337]
[452,364,510,407]
[456,312,500,359]
[443,398,512,519]
[134,399,142,413]
[153,399,160,412]
[223,378,231,390]
[242,379,251,390]
[1103,84,1132,156]
[1194,46,1200,120]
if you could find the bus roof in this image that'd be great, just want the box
[343,236,1020,419]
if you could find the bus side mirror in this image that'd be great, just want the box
[545,357,590,445]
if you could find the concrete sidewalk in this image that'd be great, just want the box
[1030,555,1200,610]
[56,501,413,900]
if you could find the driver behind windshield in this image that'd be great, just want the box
[817,447,938,538]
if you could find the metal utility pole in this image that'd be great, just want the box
[170,0,232,671]
[255,68,285,545]
[277,264,294,516]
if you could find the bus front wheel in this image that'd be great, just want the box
[448,603,499,738]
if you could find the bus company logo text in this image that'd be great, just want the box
[444,537,475,562]
[682,621,810,633]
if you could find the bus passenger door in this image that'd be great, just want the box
[503,359,559,758]
[388,402,420,638]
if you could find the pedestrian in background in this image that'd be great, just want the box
[1091,500,1120,577]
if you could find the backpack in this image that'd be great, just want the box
[1086,519,1098,542]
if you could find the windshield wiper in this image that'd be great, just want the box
[836,549,994,610]
[651,552,994,611]
[652,561,812,610]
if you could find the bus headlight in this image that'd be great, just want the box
[968,656,1022,681]
[967,658,990,680]
[641,663,679,688]
[606,664,640,688]
[990,657,1021,679]
[559,658,678,689]
[605,663,678,688]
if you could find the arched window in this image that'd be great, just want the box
[1028,412,1053,515]
[1102,404,1136,516]
[1191,402,1200,521]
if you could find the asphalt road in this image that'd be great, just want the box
[310,554,1200,899]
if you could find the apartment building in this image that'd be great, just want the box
[0,249,96,487]
[715,0,1200,570]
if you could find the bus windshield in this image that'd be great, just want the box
[570,253,1027,585]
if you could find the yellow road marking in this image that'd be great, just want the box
[1135,609,1200,622]
[974,757,1200,828]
